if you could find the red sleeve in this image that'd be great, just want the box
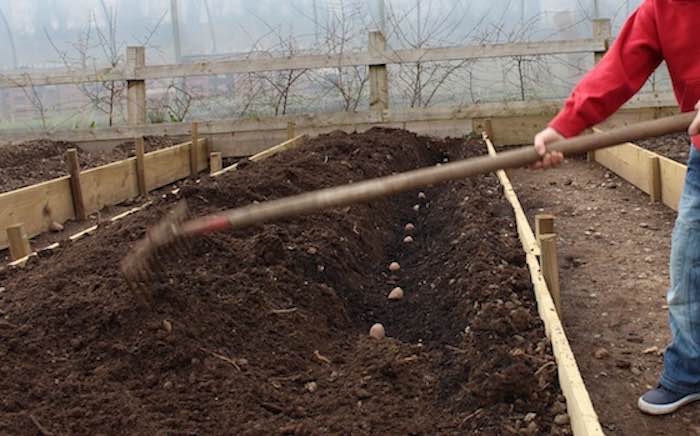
[549,0,663,137]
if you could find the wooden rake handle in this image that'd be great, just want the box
[184,112,696,236]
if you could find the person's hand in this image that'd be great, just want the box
[690,101,700,137]
[532,127,565,169]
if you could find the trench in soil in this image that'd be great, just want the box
[0,128,567,435]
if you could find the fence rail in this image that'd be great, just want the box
[0,38,606,89]
[0,19,615,130]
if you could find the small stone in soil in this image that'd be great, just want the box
[594,348,610,359]
[305,381,318,393]
[554,414,570,426]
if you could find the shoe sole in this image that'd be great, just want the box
[638,392,700,415]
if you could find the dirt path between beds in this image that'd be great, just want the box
[510,158,700,436]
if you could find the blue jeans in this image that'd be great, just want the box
[662,144,700,394]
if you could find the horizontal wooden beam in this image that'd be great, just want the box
[0,93,677,155]
[0,38,606,89]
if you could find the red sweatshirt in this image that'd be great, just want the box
[550,0,700,146]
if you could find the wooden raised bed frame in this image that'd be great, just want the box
[484,134,604,435]
[4,126,607,434]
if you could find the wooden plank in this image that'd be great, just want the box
[212,135,306,178]
[592,142,655,195]
[144,141,192,190]
[0,95,676,147]
[592,127,688,212]
[66,149,88,220]
[211,162,239,178]
[0,38,606,88]
[81,158,139,214]
[249,135,305,162]
[486,136,603,435]
[6,224,31,261]
[135,137,147,196]
[0,177,74,250]
[659,156,686,211]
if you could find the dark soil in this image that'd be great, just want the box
[635,133,691,164]
[0,128,567,435]
[0,136,175,193]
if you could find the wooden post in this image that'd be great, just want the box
[592,19,611,64]
[368,30,389,112]
[587,151,595,162]
[6,224,31,261]
[472,118,495,141]
[190,122,199,176]
[540,234,562,318]
[287,122,296,140]
[535,214,555,242]
[210,152,223,174]
[135,137,147,196]
[66,149,87,221]
[483,119,494,140]
[126,46,147,126]
[649,155,662,203]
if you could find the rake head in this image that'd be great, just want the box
[121,201,191,290]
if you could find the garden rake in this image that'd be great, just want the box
[122,112,696,287]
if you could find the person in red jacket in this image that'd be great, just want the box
[533,0,700,415]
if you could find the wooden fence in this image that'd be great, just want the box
[0,20,614,143]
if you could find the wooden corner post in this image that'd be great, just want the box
[648,155,662,203]
[368,30,389,113]
[190,122,200,176]
[210,152,223,174]
[535,214,555,241]
[6,224,31,261]
[592,19,611,64]
[536,214,561,317]
[126,46,147,126]
[66,149,87,221]
[135,137,147,196]
[287,122,297,140]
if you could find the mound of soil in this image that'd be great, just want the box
[635,132,691,164]
[0,136,174,193]
[0,128,567,435]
